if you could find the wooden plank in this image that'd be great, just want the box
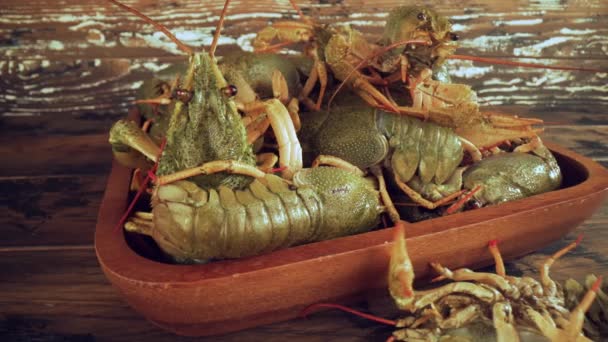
[0,175,106,247]
[1,57,606,138]
[543,125,608,161]
[0,134,111,177]
[0,206,605,341]
[0,0,606,60]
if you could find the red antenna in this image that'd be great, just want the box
[209,0,232,58]
[107,0,193,55]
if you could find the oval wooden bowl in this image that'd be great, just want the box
[95,142,608,336]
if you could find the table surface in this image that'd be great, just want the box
[1,1,607,341]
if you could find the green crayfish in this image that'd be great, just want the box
[106,0,388,263]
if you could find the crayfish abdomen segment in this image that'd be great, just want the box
[149,168,382,263]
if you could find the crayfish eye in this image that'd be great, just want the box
[221,85,238,98]
[417,12,426,21]
[174,88,193,103]
[449,32,459,41]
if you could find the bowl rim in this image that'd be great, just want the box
[95,140,608,285]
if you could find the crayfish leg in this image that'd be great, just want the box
[492,303,520,342]
[488,240,506,277]
[388,222,416,310]
[124,211,154,236]
[394,173,464,210]
[311,155,364,176]
[156,160,266,185]
[565,276,602,340]
[540,235,583,297]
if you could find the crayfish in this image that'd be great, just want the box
[106,0,401,263]
[303,223,604,341]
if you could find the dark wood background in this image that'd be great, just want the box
[1,0,606,340]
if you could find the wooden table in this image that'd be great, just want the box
[1,1,607,340]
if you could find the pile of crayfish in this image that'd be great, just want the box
[107,0,598,264]
[303,223,606,341]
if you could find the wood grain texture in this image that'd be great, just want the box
[1,0,607,340]
[1,0,606,59]
[0,175,106,248]
[1,58,606,138]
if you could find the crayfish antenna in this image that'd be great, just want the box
[488,240,506,277]
[566,275,602,339]
[388,222,416,310]
[209,0,231,58]
[300,303,396,326]
[540,234,584,296]
[449,54,606,73]
[288,0,309,23]
[106,0,193,55]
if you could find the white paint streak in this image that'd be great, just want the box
[573,18,594,24]
[450,65,494,78]
[349,12,387,19]
[69,20,106,31]
[237,33,256,51]
[142,62,171,72]
[559,28,595,35]
[342,20,383,27]
[494,19,543,26]
[483,78,523,86]
[48,40,65,50]
[451,24,468,32]
[131,81,144,90]
[461,33,534,52]
[513,36,570,56]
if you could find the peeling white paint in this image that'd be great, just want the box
[69,20,106,31]
[559,28,596,35]
[450,65,494,78]
[461,33,535,52]
[48,40,65,50]
[483,78,523,86]
[494,18,543,26]
[349,12,388,19]
[513,36,570,56]
[40,87,56,94]
[142,62,171,72]
[342,20,383,27]
[451,23,468,32]
[237,33,256,51]
[131,80,144,89]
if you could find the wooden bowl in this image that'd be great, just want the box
[95,142,608,336]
